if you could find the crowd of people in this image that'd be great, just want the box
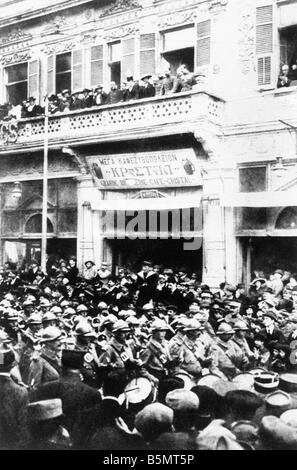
[2,65,201,121]
[1,258,297,450]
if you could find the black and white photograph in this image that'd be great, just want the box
[0,0,297,455]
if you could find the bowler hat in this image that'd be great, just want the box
[0,349,15,368]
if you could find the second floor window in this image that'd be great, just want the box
[6,62,28,105]
[56,52,71,94]
[109,41,121,87]
[162,26,195,75]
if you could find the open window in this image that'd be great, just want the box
[161,25,195,75]
[55,52,72,94]
[5,62,28,105]
[108,41,121,87]
[279,25,297,84]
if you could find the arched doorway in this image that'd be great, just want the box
[25,214,54,234]
[276,207,297,229]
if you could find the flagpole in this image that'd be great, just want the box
[41,94,49,273]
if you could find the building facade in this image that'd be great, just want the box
[0,0,296,286]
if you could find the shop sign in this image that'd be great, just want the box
[86,148,202,189]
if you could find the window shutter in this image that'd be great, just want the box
[28,59,39,100]
[90,45,103,87]
[47,55,55,95]
[72,49,84,91]
[140,33,156,77]
[122,37,135,81]
[256,5,273,87]
[196,20,211,67]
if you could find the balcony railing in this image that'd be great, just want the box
[0,90,224,152]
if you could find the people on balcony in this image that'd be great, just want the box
[93,85,108,106]
[124,72,140,101]
[106,81,124,105]
[0,66,201,122]
[139,74,156,99]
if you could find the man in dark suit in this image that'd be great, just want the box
[30,349,102,448]
[0,349,29,449]
[136,261,159,306]
[106,82,123,104]
[124,73,140,101]
[260,311,285,348]
[139,74,156,99]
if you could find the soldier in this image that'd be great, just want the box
[98,320,143,381]
[231,320,254,370]
[74,321,103,389]
[28,326,65,390]
[177,319,204,381]
[212,323,243,380]
[140,319,174,380]
[168,317,187,360]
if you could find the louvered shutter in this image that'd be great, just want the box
[72,49,84,91]
[47,55,55,95]
[122,38,135,80]
[256,5,273,87]
[28,59,39,100]
[196,20,211,67]
[90,45,103,87]
[140,33,156,77]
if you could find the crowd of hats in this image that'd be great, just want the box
[1,261,297,449]
[2,65,199,122]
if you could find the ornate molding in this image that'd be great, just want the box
[42,40,79,55]
[158,9,197,29]
[238,5,255,75]
[1,50,31,66]
[0,28,32,47]
[42,15,76,35]
[208,0,228,13]
[101,0,142,18]
[80,32,97,45]
[104,24,139,40]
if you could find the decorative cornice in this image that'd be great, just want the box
[104,24,139,40]
[42,15,76,36]
[208,0,228,13]
[158,9,197,29]
[0,28,32,47]
[1,50,31,66]
[101,0,142,18]
[42,40,79,55]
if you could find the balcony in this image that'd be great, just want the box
[0,90,224,154]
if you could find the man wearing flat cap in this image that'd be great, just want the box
[30,349,102,448]
[260,311,285,348]
[27,398,72,449]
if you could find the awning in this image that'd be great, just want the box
[221,192,297,208]
[90,195,201,211]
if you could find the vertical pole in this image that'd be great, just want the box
[41,95,49,273]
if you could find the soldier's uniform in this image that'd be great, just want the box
[178,336,203,379]
[211,338,242,380]
[140,337,171,380]
[28,351,61,389]
[168,330,185,360]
